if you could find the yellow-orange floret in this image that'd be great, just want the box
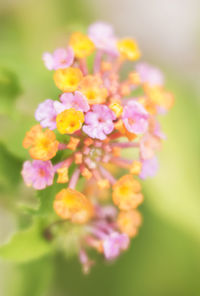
[57,167,69,183]
[112,174,143,210]
[56,108,84,135]
[130,160,142,175]
[109,102,123,118]
[78,75,108,104]
[144,84,174,111]
[53,188,94,223]
[117,210,142,237]
[23,125,58,161]
[69,32,95,59]
[129,71,141,85]
[115,120,137,141]
[117,38,141,61]
[54,67,83,92]
[67,137,80,151]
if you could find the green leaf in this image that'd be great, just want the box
[0,114,35,159]
[0,143,22,191]
[5,257,53,296]
[0,220,52,263]
[36,183,66,216]
[0,67,22,114]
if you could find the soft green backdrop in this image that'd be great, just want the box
[0,0,199,295]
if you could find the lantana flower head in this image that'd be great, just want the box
[22,21,174,273]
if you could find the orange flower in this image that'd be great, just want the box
[23,125,58,161]
[144,84,174,111]
[78,75,108,104]
[112,174,143,210]
[117,210,142,237]
[54,188,94,223]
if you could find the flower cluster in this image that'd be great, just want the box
[22,22,173,272]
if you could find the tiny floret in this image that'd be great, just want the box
[56,108,84,134]
[83,104,116,140]
[23,125,59,161]
[69,32,95,58]
[43,47,74,70]
[122,100,149,134]
[112,175,143,210]
[35,99,57,130]
[54,67,83,92]
[117,38,140,61]
[53,188,94,223]
[22,160,54,190]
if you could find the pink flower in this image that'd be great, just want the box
[102,232,129,260]
[88,22,119,56]
[139,156,158,179]
[122,100,149,134]
[83,104,116,140]
[136,63,164,86]
[153,121,166,140]
[35,99,57,130]
[43,47,74,70]
[54,91,89,114]
[140,133,161,160]
[22,160,54,190]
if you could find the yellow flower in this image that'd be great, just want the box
[117,38,141,61]
[54,67,83,92]
[117,210,142,238]
[53,188,94,223]
[69,32,95,59]
[130,160,142,175]
[57,167,69,183]
[23,125,59,161]
[56,108,84,134]
[112,174,143,210]
[109,101,123,118]
[78,75,108,104]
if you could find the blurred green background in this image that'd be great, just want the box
[0,0,200,295]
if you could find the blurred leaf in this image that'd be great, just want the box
[0,114,35,159]
[0,219,52,263]
[36,183,66,217]
[5,257,53,296]
[0,67,21,114]
[0,143,22,191]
